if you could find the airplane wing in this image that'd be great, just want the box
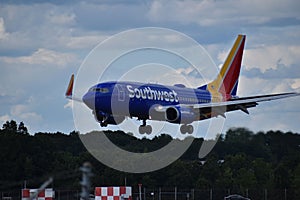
[193,92,300,116]
[154,92,299,119]
[194,92,299,108]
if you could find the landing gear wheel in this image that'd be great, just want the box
[139,125,152,134]
[100,121,108,127]
[180,125,187,134]
[187,125,193,134]
[145,125,152,134]
[180,124,194,134]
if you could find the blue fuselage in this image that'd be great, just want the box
[82,81,211,121]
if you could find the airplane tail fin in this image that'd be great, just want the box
[65,74,83,102]
[199,35,246,100]
[65,74,74,99]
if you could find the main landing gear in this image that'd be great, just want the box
[139,119,152,134]
[138,119,194,135]
[180,124,194,134]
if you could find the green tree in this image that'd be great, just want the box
[18,121,28,135]
[2,120,18,132]
[164,160,193,187]
[292,163,300,199]
[274,163,291,188]
[216,166,233,189]
[235,168,257,192]
[197,154,220,188]
[225,127,254,143]
[252,158,273,188]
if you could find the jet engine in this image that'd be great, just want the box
[165,106,197,124]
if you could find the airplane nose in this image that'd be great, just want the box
[82,92,95,110]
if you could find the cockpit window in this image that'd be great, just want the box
[90,87,109,93]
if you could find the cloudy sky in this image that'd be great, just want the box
[0,0,300,136]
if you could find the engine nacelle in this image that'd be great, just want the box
[165,106,197,124]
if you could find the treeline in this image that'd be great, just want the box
[0,120,300,198]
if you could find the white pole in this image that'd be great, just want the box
[138,184,142,200]
[159,187,161,200]
[264,189,267,200]
[284,188,287,200]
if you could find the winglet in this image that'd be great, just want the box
[65,74,74,99]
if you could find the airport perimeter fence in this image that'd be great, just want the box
[132,187,299,200]
[1,187,299,200]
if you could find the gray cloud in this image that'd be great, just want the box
[0,0,147,6]
[244,63,300,79]
[264,17,300,27]
[73,3,151,31]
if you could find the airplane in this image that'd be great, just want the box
[66,35,300,134]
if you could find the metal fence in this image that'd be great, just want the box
[132,188,298,200]
[1,187,299,200]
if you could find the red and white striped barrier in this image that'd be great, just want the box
[95,186,132,200]
[22,188,54,200]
